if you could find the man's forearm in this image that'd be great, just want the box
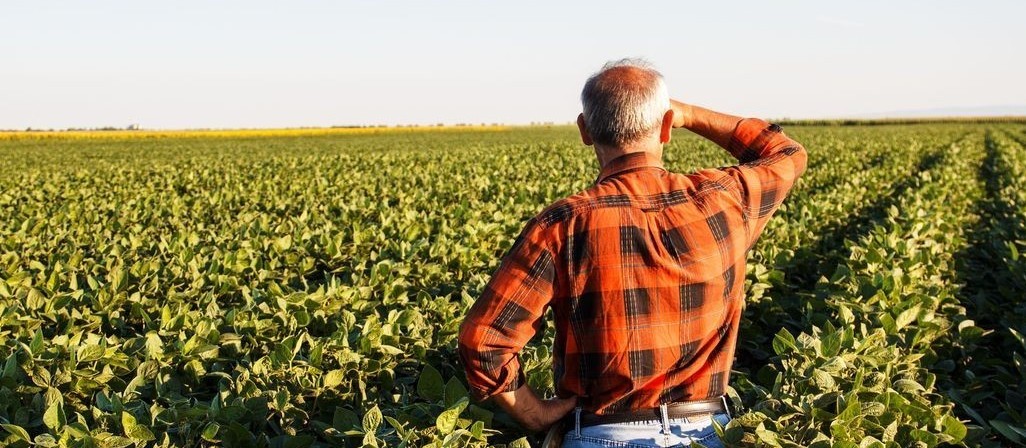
[494,384,577,432]
[671,99,743,150]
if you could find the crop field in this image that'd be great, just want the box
[2,123,1026,447]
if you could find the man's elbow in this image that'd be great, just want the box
[792,143,809,176]
[779,141,808,178]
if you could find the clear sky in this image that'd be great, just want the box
[2,1,1025,129]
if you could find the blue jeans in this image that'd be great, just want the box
[562,407,731,448]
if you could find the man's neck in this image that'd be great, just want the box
[595,145,663,169]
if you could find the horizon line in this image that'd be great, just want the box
[4,115,1026,133]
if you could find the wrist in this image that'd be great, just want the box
[670,99,691,129]
[679,104,695,129]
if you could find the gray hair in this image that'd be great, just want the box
[581,58,670,147]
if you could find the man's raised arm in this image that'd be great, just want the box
[670,99,744,150]
[671,99,808,245]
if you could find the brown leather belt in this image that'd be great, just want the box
[574,397,729,428]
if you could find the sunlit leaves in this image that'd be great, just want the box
[1,125,1025,446]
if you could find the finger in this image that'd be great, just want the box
[553,396,578,414]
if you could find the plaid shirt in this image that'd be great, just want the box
[458,118,807,414]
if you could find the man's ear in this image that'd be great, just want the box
[577,113,594,146]
[659,109,674,144]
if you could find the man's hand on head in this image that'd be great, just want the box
[670,99,693,129]
[493,385,578,432]
[667,99,744,150]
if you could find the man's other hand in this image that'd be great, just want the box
[494,385,578,432]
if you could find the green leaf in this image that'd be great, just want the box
[2,352,18,379]
[836,398,861,422]
[30,329,44,354]
[444,377,468,407]
[274,389,290,411]
[507,437,532,448]
[820,330,842,357]
[122,411,156,442]
[201,422,221,442]
[866,247,885,263]
[323,369,345,389]
[417,364,444,402]
[43,400,66,430]
[772,328,797,355]
[470,421,484,440]
[101,435,135,448]
[1010,327,1026,351]
[333,407,359,429]
[361,431,379,447]
[755,425,782,447]
[909,429,938,445]
[893,379,925,393]
[31,366,51,388]
[811,369,836,390]
[991,420,1024,444]
[384,416,409,440]
[34,434,58,448]
[941,415,966,442]
[128,423,157,442]
[436,397,469,435]
[0,424,31,442]
[378,344,403,355]
[860,401,886,417]
[78,343,105,363]
[274,235,292,251]
[362,405,382,433]
[895,305,920,330]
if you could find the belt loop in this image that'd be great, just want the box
[721,395,732,420]
[659,403,670,434]
[574,406,582,436]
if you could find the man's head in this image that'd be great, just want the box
[578,59,673,157]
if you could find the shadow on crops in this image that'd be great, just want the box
[737,147,946,373]
[939,131,1026,435]
[804,149,943,281]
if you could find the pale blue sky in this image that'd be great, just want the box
[2,1,1024,129]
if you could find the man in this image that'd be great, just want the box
[458,59,807,447]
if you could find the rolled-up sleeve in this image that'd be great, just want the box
[458,218,557,401]
[721,118,808,247]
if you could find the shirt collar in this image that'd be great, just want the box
[596,151,666,183]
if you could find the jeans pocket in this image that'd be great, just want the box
[712,412,731,427]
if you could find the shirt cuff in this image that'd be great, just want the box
[469,365,525,402]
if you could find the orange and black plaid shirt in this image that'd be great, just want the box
[458,118,807,414]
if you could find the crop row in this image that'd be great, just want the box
[723,129,982,446]
[933,130,1026,446]
[735,127,967,375]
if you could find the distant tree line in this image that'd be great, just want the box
[12,125,142,132]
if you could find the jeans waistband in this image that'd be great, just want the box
[568,395,732,435]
